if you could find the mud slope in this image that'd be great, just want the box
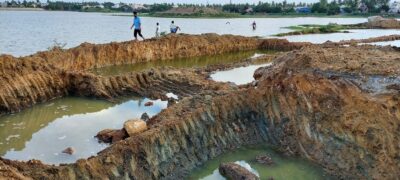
[0,34,307,114]
[1,45,399,179]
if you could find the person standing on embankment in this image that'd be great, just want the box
[156,22,160,38]
[130,11,145,41]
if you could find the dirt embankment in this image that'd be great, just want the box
[1,45,399,179]
[0,34,307,115]
[327,34,400,45]
[31,34,262,71]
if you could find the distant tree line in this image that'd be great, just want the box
[1,0,394,15]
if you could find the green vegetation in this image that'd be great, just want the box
[1,0,398,18]
[274,24,352,37]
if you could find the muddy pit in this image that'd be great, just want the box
[0,34,399,179]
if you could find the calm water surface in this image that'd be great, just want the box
[92,50,273,76]
[189,145,330,180]
[211,63,272,85]
[0,96,167,164]
[284,29,400,43]
[367,40,400,47]
[0,11,367,56]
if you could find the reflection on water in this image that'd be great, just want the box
[0,96,167,164]
[211,63,272,85]
[284,29,400,43]
[189,145,329,180]
[91,50,273,76]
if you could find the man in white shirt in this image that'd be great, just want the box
[170,21,181,34]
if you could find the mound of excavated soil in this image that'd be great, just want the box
[1,41,399,179]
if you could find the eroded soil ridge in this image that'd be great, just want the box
[1,35,399,179]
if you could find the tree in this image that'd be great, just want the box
[311,2,327,13]
[103,2,114,9]
[327,1,341,15]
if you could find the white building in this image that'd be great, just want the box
[112,4,120,9]
[389,1,400,14]
[131,3,147,10]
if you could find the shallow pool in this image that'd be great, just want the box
[210,63,272,85]
[189,145,330,180]
[91,50,274,76]
[283,29,400,44]
[0,96,167,164]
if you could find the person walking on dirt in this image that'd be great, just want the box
[130,11,145,41]
[155,22,160,38]
[252,21,257,30]
[170,21,181,34]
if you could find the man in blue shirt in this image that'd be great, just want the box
[130,11,145,41]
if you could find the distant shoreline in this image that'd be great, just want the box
[0,7,44,11]
[2,8,400,19]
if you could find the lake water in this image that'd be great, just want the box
[189,145,330,180]
[0,11,367,56]
[0,96,167,164]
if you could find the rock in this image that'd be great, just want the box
[255,154,274,165]
[167,98,176,107]
[123,119,147,137]
[205,95,212,101]
[62,147,75,155]
[140,112,150,122]
[219,162,259,180]
[95,129,128,144]
[144,102,154,106]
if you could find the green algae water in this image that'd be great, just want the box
[0,96,167,164]
[189,145,330,180]
[91,50,274,76]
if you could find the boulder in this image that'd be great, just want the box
[140,112,150,122]
[144,102,154,106]
[95,129,128,144]
[62,147,75,155]
[123,119,147,137]
[219,162,259,180]
[255,154,274,165]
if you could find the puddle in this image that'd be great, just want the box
[282,29,400,44]
[211,63,272,85]
[0,96,167,165]
[91,50,274,76]
[189,145,330,180]
[365,40,400,47]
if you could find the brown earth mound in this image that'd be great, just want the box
[365,16,400,29]
[0,34,307,115]
[0,44,399,179]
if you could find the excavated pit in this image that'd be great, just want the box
[0,34,307,115]
[0,34,399,179]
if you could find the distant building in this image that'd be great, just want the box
[295,7,311,13]
[131,3,147,10]
[389,1,400,14]
[112,4,120,9]
[245,7,253,13]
